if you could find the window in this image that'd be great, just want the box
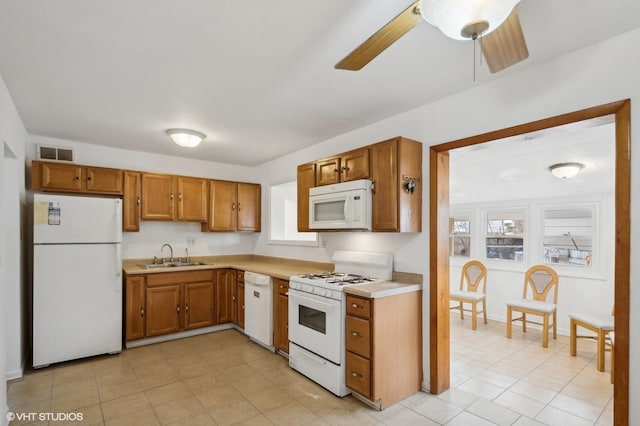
[270,181,317,245]
[450,217,471,257]
[542,207,593,267]
[486,212,524,261]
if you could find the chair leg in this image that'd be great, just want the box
[522,313,527,333]
[610,340,615,384]
[471,302,477,330]
[597,330,606,372]
[570,319,577,356]
[552,311,557,339]
[542,314,549,348]
[482,299,487,324]
[459,302,464,319]
[506,307,512,338]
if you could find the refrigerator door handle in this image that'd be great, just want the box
[114,199,123,243]
[115,244,122,293]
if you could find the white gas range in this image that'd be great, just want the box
[288,250,392,397]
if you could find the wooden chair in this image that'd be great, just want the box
[610,332,615,384]
[569,307,614,372]
[450,260,487,330]
[506,265,559,348]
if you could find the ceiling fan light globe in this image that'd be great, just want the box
[420,0,521,40]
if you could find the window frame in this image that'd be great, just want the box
[268,180,319,247]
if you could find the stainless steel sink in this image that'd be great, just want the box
[139,261,209,269]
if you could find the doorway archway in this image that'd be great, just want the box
[428,100,630,425]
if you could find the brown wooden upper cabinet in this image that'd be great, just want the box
[123,171,141,232]
[315,147,369,186]
[141,173,207,222]
[370,137,422,232]
[203,180,261,232]
[296,137,422,232]
[296,162,316,232]
[32,161,123,195]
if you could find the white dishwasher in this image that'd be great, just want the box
[244,271,274,349]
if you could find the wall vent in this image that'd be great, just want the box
[37,145,75,163]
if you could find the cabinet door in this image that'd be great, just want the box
[341,148,370,182]
[184,281,215,330]
[123,171,141,232]
[40,162,83,192]
[177,176,207,222]
[237,281,245,329]
[237,183,261,231]
[273,279,290,354]
[141,173,175,220]
[370,139,399,231]
[125,276,146,341]
[146,285,181,337]
[316,157,341,186]
[296,163,316,232]
[215,269,236,323]
[86,167,123,194]
[206,180,237,231]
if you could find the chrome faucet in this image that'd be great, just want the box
[161,243,174,263]
[184,248,190,263]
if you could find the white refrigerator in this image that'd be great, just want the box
[33,193,123,368]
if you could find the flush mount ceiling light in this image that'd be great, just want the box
[166,128,206,148]
[420,0,521,40]
[548,162,585,179]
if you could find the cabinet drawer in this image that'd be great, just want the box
[346,316,371,358]
[346,352,371,398]
[147,270,214,286]
[275,278,289,295]
[346,295,371,319]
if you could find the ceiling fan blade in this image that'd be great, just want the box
[335,1,421,71]
[481,8,529,73]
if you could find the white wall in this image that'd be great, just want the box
[26,136,260,259]
[0,73,28,425]
[254,27,640,414]
[449,193,615,335]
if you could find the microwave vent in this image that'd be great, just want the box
[37,145,74,163]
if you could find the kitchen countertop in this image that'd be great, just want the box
[122,254,334,280]
[344,281,422,299]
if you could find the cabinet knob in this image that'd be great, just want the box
[140,307,144,317]
[185,304,189,313]
[178,192,183,201]
[351,371,363,378]
[170,192,174,200]
[237,203,241,211]
[351,303,359,308]
[371,179,376,194]
[75,176,80,180]
[351,331,361,337]
[87,176,92,181]
[136,196,141,205]
[334,169,338,173]
[176,305,180,313]
[232,202,236,211]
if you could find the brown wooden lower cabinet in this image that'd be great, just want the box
[345,291,422,409]
[236,270,245,329]
[125,270,215,341]
[216,269,237,324]
[273,278,289,353]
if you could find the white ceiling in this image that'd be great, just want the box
[450,117,616,205]
[0,1,638,166]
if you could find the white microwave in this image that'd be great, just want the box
[309,179,372,230]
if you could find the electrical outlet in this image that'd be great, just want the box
[186,237,195,247]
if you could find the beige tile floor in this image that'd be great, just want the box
[7,314,613,425]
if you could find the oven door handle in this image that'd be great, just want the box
[290,290,338,310]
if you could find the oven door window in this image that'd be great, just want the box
[299,305,327,334]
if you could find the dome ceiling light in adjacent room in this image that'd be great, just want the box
[166,128,206,148]
[548,162,585,179]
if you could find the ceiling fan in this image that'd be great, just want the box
[335,0,529,73]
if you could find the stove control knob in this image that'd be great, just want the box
[317,288,327,297]
[325,290,333,298]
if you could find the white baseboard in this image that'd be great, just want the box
[125,323,237,348]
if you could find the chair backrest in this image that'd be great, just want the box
[460,260,488,294]
[523,265,559,303]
